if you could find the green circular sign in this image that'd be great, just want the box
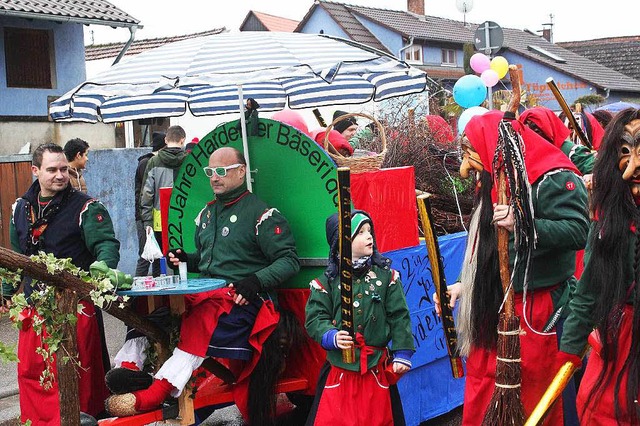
[168,119,339,288]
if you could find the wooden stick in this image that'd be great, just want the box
[507,65,521,116]
[312,108,327,127]
[417,193,464,378]
[336,167,355,364]
[57,289,80,426]
[546,77,592,150]
[497,170,514,316]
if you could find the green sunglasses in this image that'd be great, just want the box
[203,163,243,178]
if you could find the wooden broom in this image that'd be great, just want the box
[482,65,527,426]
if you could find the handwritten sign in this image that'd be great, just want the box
[384,232,467,368]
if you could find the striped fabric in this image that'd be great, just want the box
[50,32,427,123]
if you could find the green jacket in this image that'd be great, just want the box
[305,265,415,372]
[560,140,596,175]
[140,147,187,231]
[560,223,635,355]
[508,170,589,293]
[186,188,299,298]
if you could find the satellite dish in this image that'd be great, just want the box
[456,0,474,14]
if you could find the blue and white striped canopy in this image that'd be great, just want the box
[50,32,428,123]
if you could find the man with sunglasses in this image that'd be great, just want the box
[106,147,300,418]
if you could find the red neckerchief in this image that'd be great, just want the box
[29,196,54,243]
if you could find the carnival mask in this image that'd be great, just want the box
[459,137,484,179]
[565,112,587,146]
[619,119,640,200]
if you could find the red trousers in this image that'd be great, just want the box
[462,287,564,425]
[17,301,109,425]
[578,305,638,425]
[313,365,394,426]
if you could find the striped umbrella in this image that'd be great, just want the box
[49,32,428,123]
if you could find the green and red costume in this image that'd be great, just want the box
[462,111,589,425]
[10,180,120,425]
[161,181,299,419]
[305,211,414,426]
[560,222,637,424]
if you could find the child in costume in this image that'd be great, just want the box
[305,211,415,426]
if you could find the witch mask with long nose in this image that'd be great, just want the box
[619,119,640,200]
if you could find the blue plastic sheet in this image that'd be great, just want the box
[383,231,468,425]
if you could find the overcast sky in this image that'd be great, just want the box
[87,0,639,46]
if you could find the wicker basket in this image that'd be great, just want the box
[323,112,387,174]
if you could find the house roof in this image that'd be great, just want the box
[244,11,299,32]
[0,0,140,28]
[296,1,389,54]
[558,36,640,82]
[297,0,640,93]
[85,28,227,61]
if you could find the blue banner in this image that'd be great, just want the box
[384,231,467,424]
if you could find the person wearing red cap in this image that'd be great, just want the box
[521,106,596,175]
[311,129,354,157]
[185,137,199,153]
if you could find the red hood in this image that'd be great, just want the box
[465,110,581,201]
[520,107,570,148]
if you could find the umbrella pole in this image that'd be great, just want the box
[237,84,253,192]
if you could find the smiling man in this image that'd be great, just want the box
[8,143,120,424]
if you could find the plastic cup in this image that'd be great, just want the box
[179,262,188,281]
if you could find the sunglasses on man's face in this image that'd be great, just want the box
[203,163,243,178]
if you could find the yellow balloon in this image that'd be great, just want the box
[490,56,509,79]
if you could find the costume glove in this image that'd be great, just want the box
[90,261,133,290]
[168,248,189,263]
[232,274,261,301]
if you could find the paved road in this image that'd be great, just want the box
[0,313,462,425]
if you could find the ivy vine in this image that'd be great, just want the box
[0,252,128,391]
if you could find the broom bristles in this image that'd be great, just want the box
[482,314,525,426]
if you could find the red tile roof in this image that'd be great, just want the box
[251,11,299,32]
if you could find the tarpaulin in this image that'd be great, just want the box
[384,232,467,425]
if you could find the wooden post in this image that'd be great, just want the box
[56,288,81,425]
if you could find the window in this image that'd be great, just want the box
[4,28,54,88]
[441,49,456,66]
[403,45,422,64]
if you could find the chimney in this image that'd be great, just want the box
[542,28,552,42]
[407,0,425,15]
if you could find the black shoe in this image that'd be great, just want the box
[105,367,153,394]
[80,412,98,426]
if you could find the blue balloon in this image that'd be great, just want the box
[453,75,487,108]
[458,106,489,135]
